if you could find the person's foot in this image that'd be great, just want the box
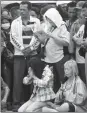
[12,104,20,112]
[7,102,12,111]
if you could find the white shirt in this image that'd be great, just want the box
[10,16,40,56]
[73,25,85,63]
[44,24,70,63]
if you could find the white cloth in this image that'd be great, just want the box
[42,8,70,63]
[73,25,85,63]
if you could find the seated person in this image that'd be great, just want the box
[1,77,10,112]
[42,59,87,112]
[18,64,55,112]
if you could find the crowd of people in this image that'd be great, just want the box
[1,1,87,112]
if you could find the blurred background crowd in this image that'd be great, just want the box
[1,0,87,112]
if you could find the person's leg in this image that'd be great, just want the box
[25,101,46,112]
[56,55,70,82]
[77,63,86,84]
[12,56,26,111]
[53,55,69,93]
[56,102,75,112]
[42,107,58,112]
[18,100,33,112]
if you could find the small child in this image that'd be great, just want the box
[18,65,55,112]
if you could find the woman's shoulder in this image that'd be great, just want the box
[76,76,84,84]
[75,76,87,90]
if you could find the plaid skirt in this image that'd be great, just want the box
[30,87,56,102]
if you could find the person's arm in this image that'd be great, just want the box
[33,66,53,87]
[1,31,6,54]
[48,24,70,46]
[46,102,59,109]
[73,78,87,105]
[22,19,41,54]
[29,36,40,51]
[2,86,10,103]
[73,25,84,46]
[10,21,24,51]
[68,23,76,58]
[54,87,63,104]
[1,78,10,103]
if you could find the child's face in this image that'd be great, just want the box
[64,65,73,78]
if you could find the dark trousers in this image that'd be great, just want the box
[53,55,70,93]
[13,56,33,108]
[28,55,69,93]
[1,58,13,105]
[77,63,86,84]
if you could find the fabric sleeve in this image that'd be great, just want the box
[29,36,40,51]
[73,77,87,105]
[58,24,70,43]
[10,21,24,50]
[33,69,53,87]
[28,18,41,51]
[73,25,84,45]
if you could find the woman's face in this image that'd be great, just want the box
[64,65,73,78]
[1,19,10,30]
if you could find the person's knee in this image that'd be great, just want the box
[18,107,24,112]
[64,102,75,112]
[18,108,22,112]
[42,107,47,112]
[25,108,33,112]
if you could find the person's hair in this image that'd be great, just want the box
[20,1,32,10]
[82,2,87,8]
[31,7,40,16]
[64,59,78,76]
[67,2,76,10]
[56,5,68,21]
[28,57,45,79]
[40,5,56,15]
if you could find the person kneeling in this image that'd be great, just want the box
[18,65,55,112]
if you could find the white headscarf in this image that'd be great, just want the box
[43,8,65,28]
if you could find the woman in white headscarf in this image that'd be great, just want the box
[42,59,87,112]
[32,8,70,93]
